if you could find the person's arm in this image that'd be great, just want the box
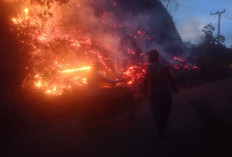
[166,68,179,93]
[144,65,151,96]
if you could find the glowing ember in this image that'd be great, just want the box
[12,18,17,23]
[169,56,199,71]
[24,8,29,14]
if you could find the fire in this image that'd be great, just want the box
[82,77,87,85]
[35,80,42,88]
[8,1,198,96]
[62,67,91,73]
[120,64,147,87]
[12,18,17,23]
[46,86,59,95]
[24,8,29,14]
[170,56,199,71]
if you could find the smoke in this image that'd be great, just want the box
[176,17,202,45]
[48,0,183,63]
[6,0,186,64]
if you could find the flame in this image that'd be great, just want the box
[62,66,91,73]
[9,1,198,96]
[24,8,29,14]
[12,18,17,23]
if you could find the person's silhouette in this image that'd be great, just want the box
[144,50,178,139]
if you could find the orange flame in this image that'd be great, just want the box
[62,66,91,73]
[24,8,29,14]
[10,2,148,96]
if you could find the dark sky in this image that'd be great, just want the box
[162,0,232,47]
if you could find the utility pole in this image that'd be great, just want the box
[210,9,225,44]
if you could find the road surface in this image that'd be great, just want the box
[4,77,232,157]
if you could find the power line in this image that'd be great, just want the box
[225,16,232,20]
[177,0,212,11]
[161,0,216,14]
[177,0,218,11]
[177,2,211,13]
[192,1,215,11]
[163,0,232,26]
[173,0,232,17]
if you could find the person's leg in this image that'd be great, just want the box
[151,94,164,137]
[159,90,172,137]
[151,90,172,138]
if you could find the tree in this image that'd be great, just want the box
[200,23,226,46]
[32,0,69,7]
[200,23,216,46]
[195,23,229,79]
[215,35,225,46]
[31,0,70,19]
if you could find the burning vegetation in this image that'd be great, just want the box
[8,0,198,96]
[10,0,149,96]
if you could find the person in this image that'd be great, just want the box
[144,50,178,139]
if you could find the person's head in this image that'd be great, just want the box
[148,49,160,63]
